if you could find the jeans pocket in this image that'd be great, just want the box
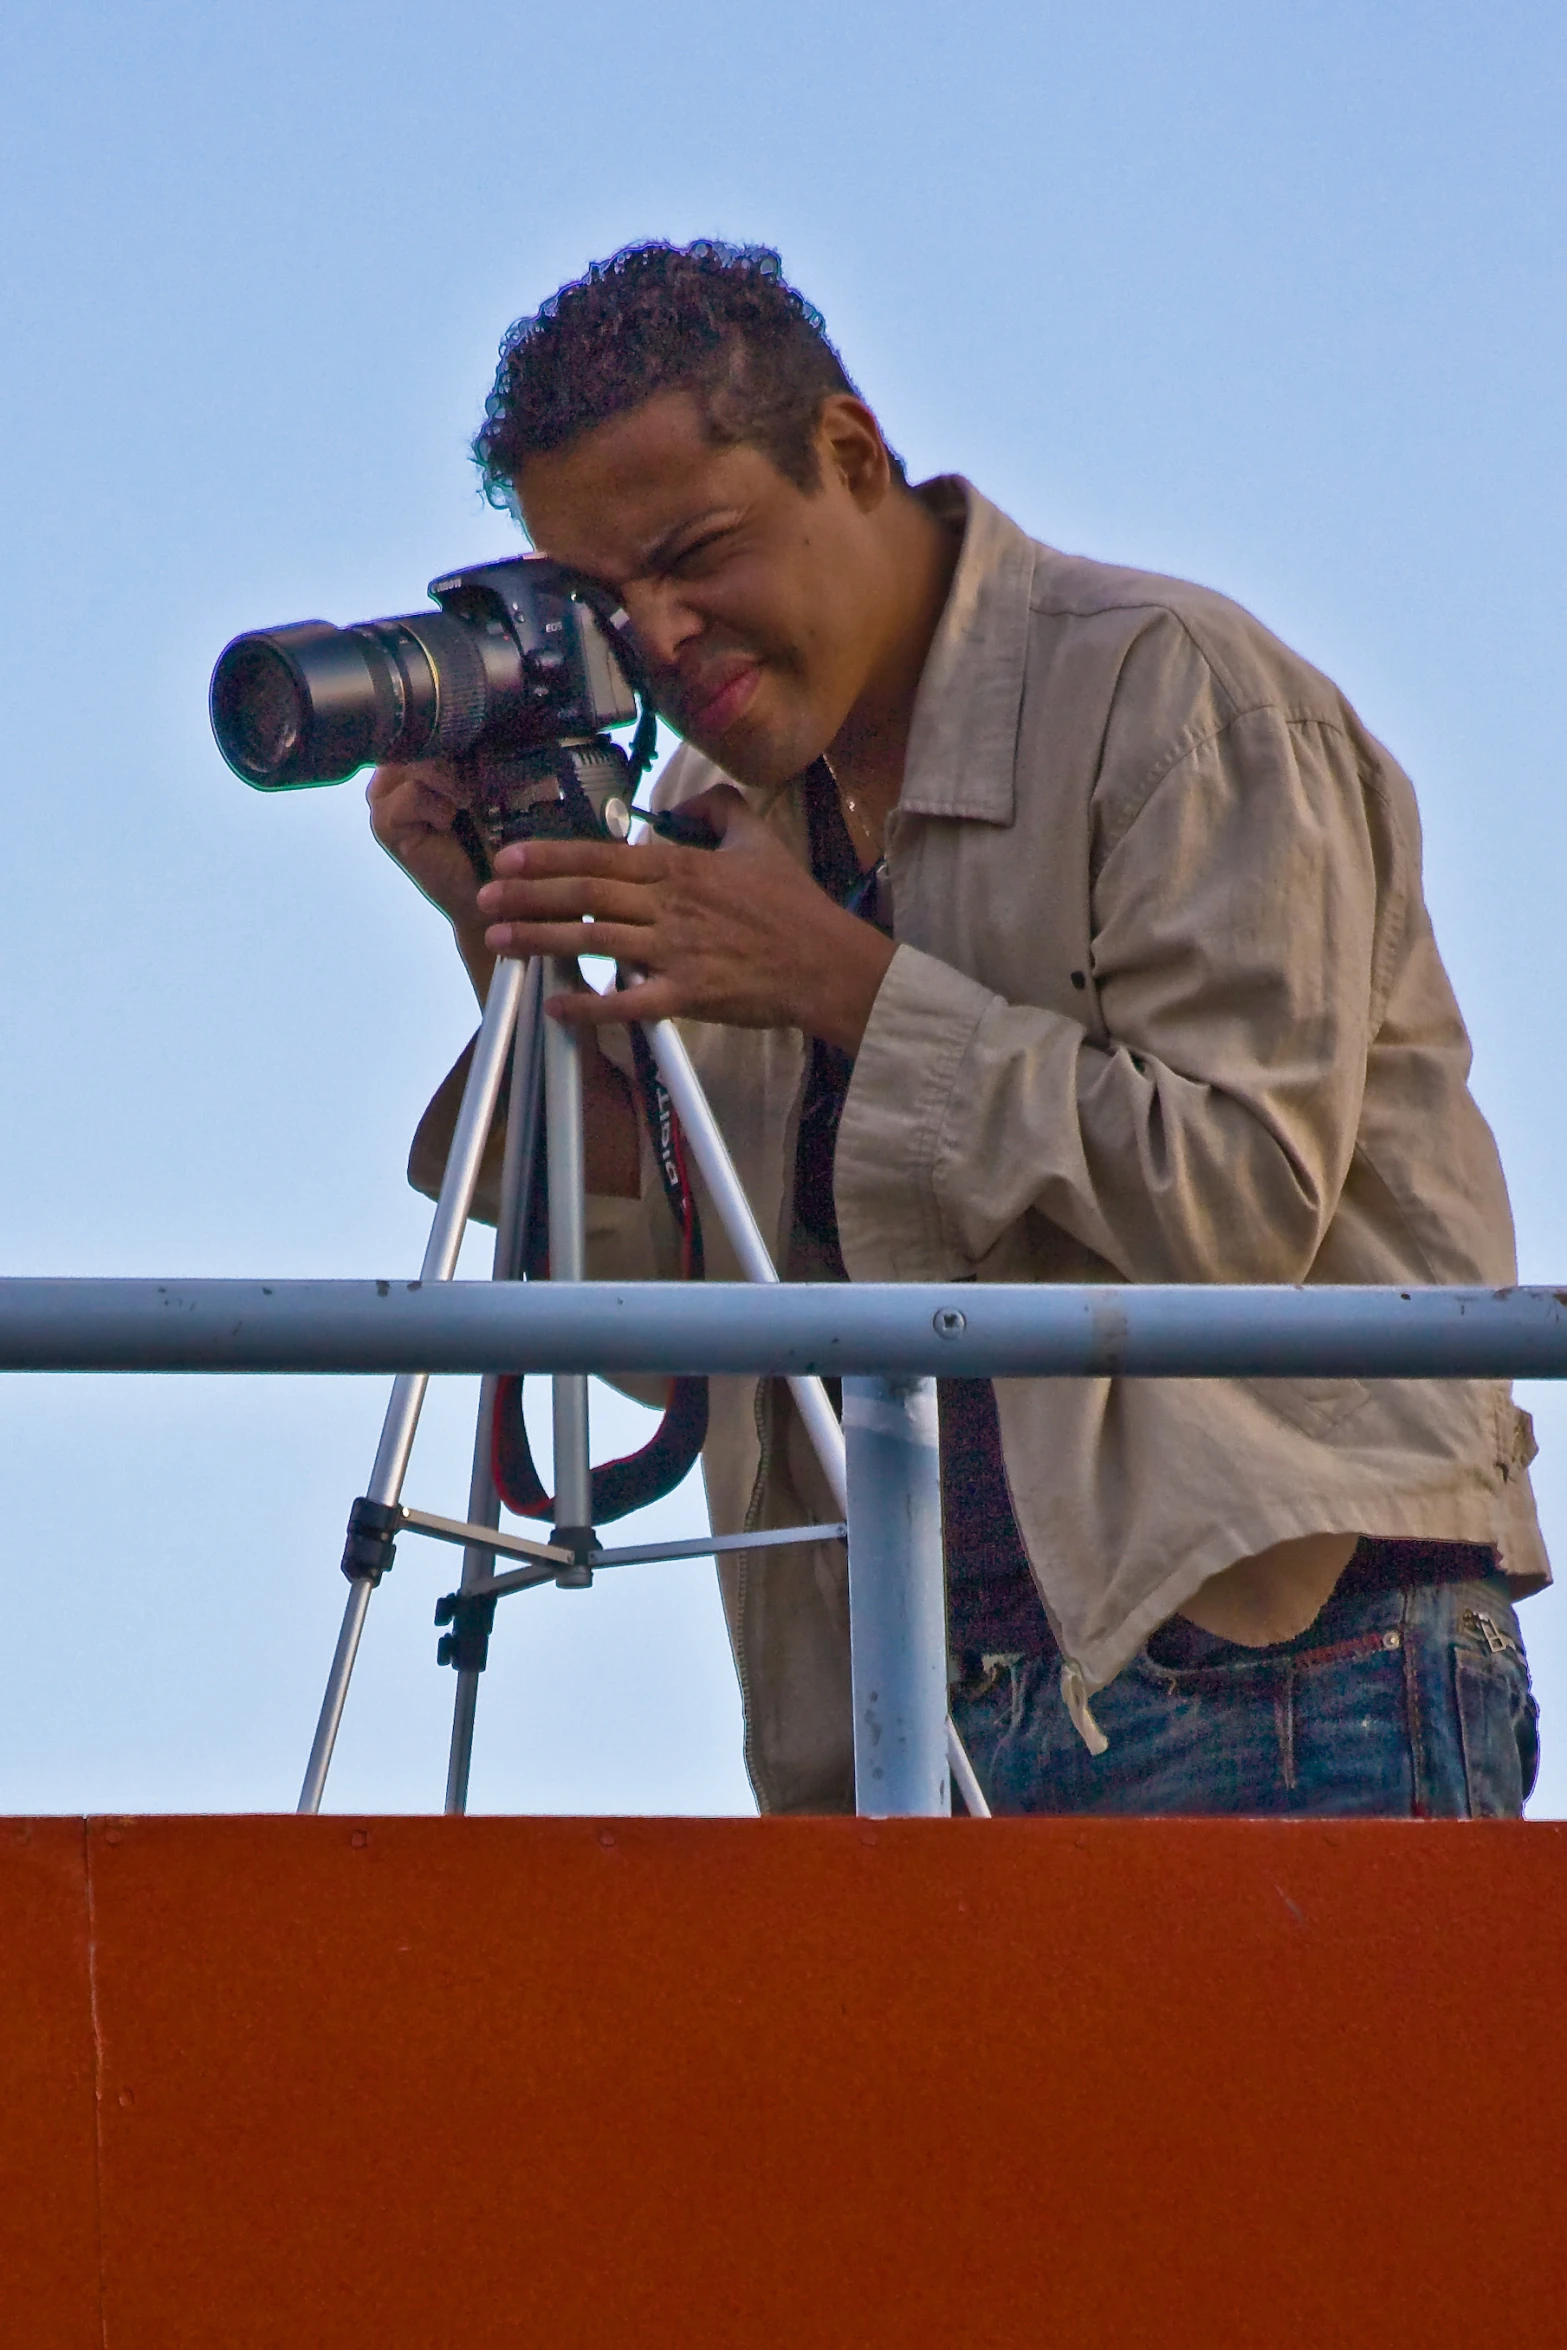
[1454,1650,1537,1817]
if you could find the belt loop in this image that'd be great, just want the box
[1400,1584,1430,1818]
[1277,1657,1297,1792]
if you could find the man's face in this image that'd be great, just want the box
[515,389,899,791]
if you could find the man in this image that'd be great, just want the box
[374,239,1544,1818]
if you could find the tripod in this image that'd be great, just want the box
[294,948,990,1821]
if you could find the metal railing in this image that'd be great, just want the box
[2,1277,1565,1375]
[2,1276,1559,1817]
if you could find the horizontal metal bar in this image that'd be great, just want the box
[460,1522,851,1603]
[589,1522,848,1571]
[460,1557,557,1602]
[1,1279,1566,1379]
[397,1507,571,1568]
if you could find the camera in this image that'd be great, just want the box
[209,555,652,850]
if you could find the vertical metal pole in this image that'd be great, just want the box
[445,959,546,1816]
[544,958,593,1581]
[297,956,526,1815]
[843,1374,949,1817]
[646,1015,986,1814]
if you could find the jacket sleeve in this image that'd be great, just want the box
[833,704,1396,1286]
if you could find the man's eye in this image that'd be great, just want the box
[668,533,730,577]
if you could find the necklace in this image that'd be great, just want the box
[822,754,884,862]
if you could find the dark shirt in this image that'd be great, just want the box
[792,763,1053,1657]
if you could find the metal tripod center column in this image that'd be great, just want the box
[444,956,547,1815]
[544,957,593,1584]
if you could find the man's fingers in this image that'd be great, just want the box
[490,836,666,882]
[370,779,464,846]
[543,976,669,1029]
[484,917,651,963]
[368,759,465,811]
[476,873,655,926]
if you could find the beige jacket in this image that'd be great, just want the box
[416,478,1548,1816]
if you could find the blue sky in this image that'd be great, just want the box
[1,0,1562,1814]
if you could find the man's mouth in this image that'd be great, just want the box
[681,660,762,739]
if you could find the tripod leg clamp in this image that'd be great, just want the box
[434,1588,500,1673]
[341,1496,400,1586]
[551,1526,596,1589]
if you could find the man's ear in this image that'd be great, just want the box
[815,395,893,512]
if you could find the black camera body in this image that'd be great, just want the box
[210,556,648,851]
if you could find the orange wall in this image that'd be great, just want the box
[4,1814,1564,2348]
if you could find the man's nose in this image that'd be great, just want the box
[619,581,703,674]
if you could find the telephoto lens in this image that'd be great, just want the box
[209,557,639,791]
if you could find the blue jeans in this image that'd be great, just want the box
[950,1577,1540,1818]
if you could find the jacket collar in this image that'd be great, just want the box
[897,477,1037,825]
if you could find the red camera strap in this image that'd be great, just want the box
[489,1023,709,1527]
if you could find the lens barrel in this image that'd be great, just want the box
[211,556,639,791]
[211,610,526,789]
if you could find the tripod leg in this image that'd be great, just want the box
[296,955,529,1815]
[544,958,593,1578]
[641,1018,847,1514]
[444,959,546,1815]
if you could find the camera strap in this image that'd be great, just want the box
[624,1023,705,1283]
[489,1017,710,1528]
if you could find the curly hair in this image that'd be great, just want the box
[473,240,902,503]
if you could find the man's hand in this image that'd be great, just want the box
[368,759,642,1193]
[476,787,896,1052]
[368,759,494,996]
